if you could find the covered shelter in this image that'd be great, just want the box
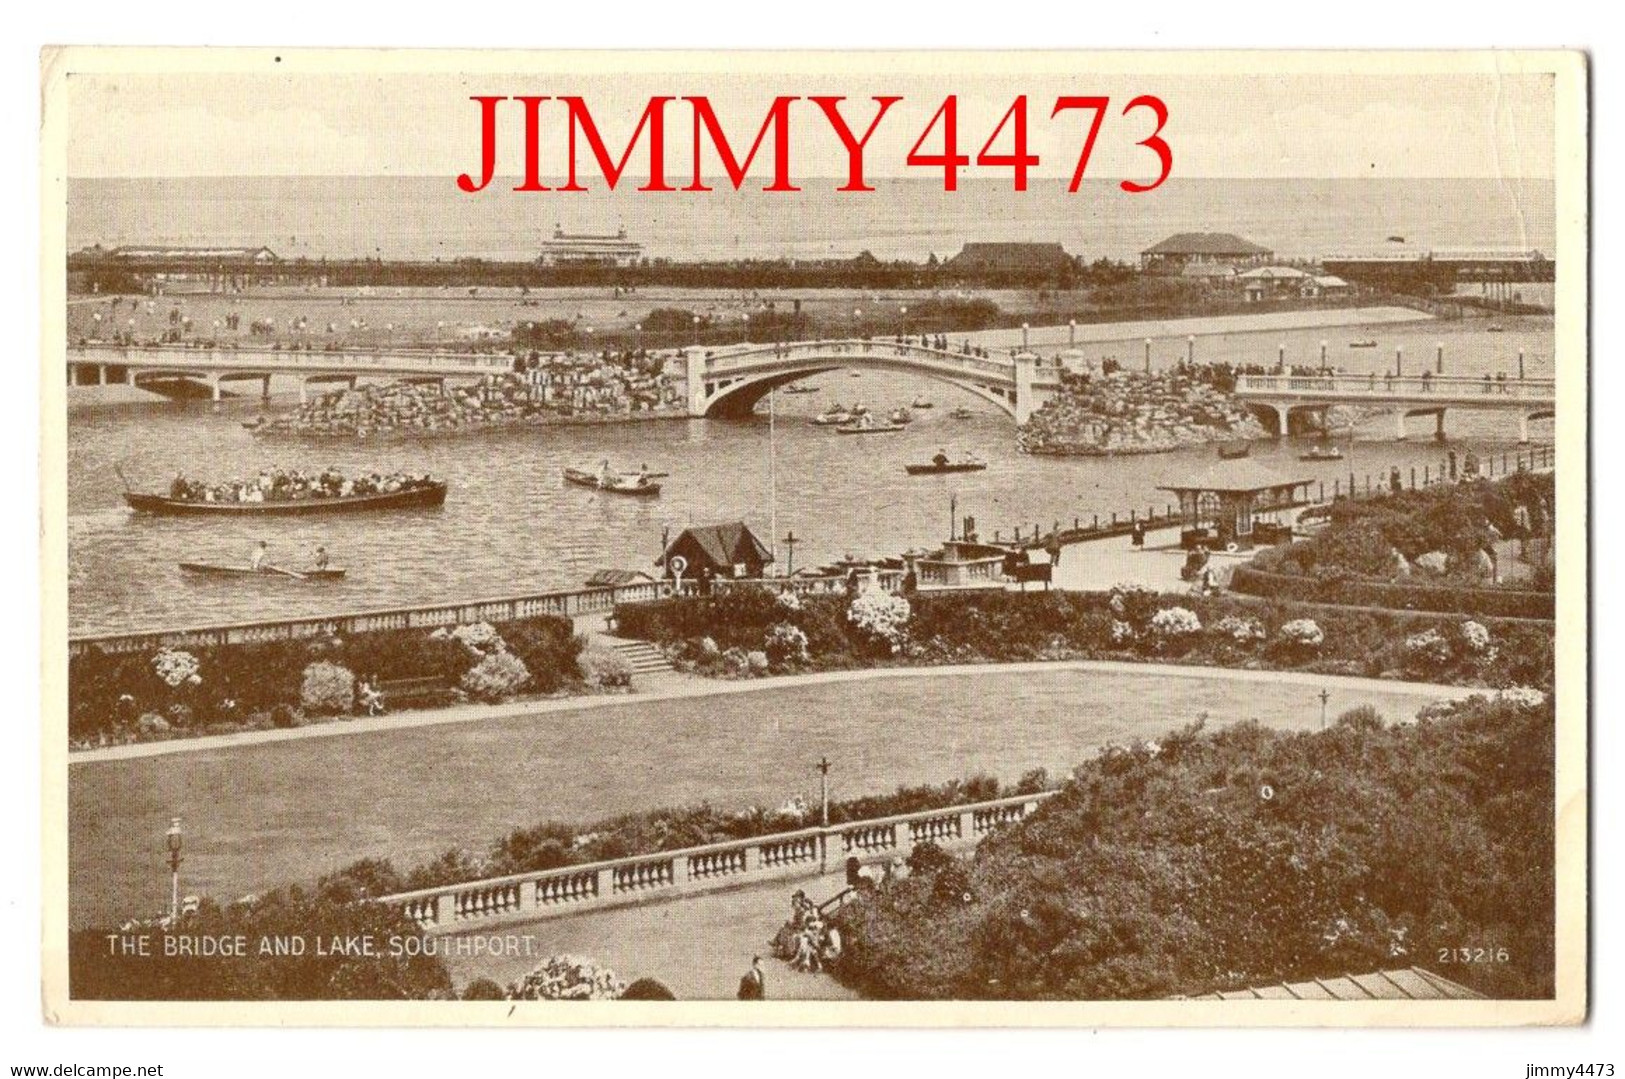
[1157,460,1312,551]
[656,522,773,583]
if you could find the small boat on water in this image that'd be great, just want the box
[810,406,853,426]
[889,407,914,425]
[849,402,870,416]
[836,415,904,435]
[1300,445,1345,462]
[1348,339,1378,349]
[125,482,447,517]
[563,468,662,496]
[1217,443,1252,460]
[949,406,974,420]
[1486,324,1506,333]
[905,455,987,475]
[912,396,934,409]
[180,562,347,581]
[783,383,820,394]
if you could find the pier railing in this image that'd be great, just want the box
[375,790,1056,933]
[67,343,514,374]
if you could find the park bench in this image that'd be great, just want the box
[378,675,457,712]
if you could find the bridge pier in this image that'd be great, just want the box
[262,375,272,402]
[1014,352,1038,424]
[209,374,222,403]
[1435,410,1447,443]
[686,351,707,417]
[1520,414,1529,444]
[1395,411,1406,441]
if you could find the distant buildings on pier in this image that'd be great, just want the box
[537,226,643,268]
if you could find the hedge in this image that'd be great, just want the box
[1229,565,1555,620]
[68,613,582,747]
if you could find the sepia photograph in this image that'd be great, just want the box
[37,47,1587,1028]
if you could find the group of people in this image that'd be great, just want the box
[167,467,436,503]
[771,890,844,974]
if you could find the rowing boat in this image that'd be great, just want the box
[125,482,447,516]
[562,468,662,496]
[179,562,347,581]
[904,460,987,475]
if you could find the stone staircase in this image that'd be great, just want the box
[604,637,675,677]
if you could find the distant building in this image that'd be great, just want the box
[657,522,773,581]
[105,245,280,263]
[945,242,1076,275]
[1140,232,1273,274]
[1236,265,1312,302]
[538,226,642,268]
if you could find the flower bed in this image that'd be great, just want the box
[829,693,1556,1000]
[614,585,1554,691]
[68,613,583,749]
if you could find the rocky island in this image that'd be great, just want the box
[1018,370,1267,456]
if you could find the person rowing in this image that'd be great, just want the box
[250,540,269,572]
[313,545,330,571]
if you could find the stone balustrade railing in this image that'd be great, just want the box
[68,343,515,372]
[69,572,906,656]
[377,791,1057,933]
[68,580,675,657]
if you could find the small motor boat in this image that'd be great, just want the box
[1348,339,1378,349]
[1300,445,1345,462]
[905,456,987,475]
[1217,443,1252,460]
[835,415,904,434]
[889,407,914,424]
[949,406,974,419]
[911,396,934,409]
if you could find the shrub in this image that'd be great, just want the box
[1278,619,1325,649]
[619,977,676,1001]
[1404,628,1452,673]
[151,648,202,689]
[460,650,531,702]
[579,648,633,688]
[508,955,624,1001]
[847,591,912,654]
[136,713,170,737]
[270,703,304,729]
[501,618,582,692]
[460,977,506,1000]
[1149,607,1202,640]
[300,661,356,715]
[1460,620,1493,653]
[907,840,955,877]
[764,622,810,666]
[1213,615,1266,643]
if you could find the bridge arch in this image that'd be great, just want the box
[692,342,1029,421]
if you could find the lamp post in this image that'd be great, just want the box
[1277,342,1286,372]
[1436,342,1444,374]
[817,756,832,872]
[1069,319,1077,346]
[1187,335,1196,365]
[1319,339,1328,369]
[1144,337,1152,373]
[1021,322,1030,349]
[1318,689,1331,730]
[783,530,799,576]
[166,817,183,922]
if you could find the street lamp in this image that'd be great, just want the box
[1187,334,1196,365]
[817,756,832,873]
[1318,689,1331,730]
[1144,337,1153,373]
[1022,322,1030,349]
[165,817,183,922]
[1069,318,1077,346]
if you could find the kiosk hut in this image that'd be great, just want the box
[657,522,773,585]
[1158,461,1312,552]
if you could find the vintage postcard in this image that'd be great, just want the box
[40,48,1587,1026]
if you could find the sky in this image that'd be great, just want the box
[55,53,1560,181]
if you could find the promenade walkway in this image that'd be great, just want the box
[438,870,858,1001]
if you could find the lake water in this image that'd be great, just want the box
[65,313,1556,635]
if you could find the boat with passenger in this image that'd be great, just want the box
[1217,443,1252,460]
[1348,339,1378,349]
[179,562,347,581]
[912,396,934,409]
[126,469,446,516]
[889,407,914,425]
[905,450,986,475]
[835,414,904,435]
[563,465,662,496]
[810,404,853,426]
[1299,445,1345,462]
[949,406,974,420]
